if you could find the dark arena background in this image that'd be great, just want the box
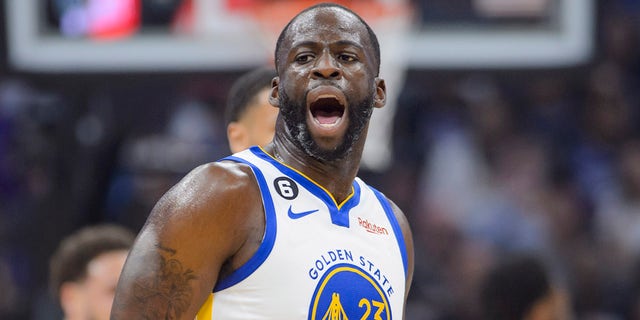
[2,0,640,319]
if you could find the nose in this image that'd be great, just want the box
[312,52,341,80]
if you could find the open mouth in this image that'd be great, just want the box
[309,95,346,127]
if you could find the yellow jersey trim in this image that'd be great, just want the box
[258,146,355,209]
[195,293,213,320]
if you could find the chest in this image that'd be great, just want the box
[211,148,407,319]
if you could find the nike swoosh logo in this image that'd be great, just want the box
[287,206,319,219]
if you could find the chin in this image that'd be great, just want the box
[280,90,370,162]
[304,132,359,163]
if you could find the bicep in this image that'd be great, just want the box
[112,163,256,319]
[112,227,210,319]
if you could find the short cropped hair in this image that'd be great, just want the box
[225,67,277,126]
[274,3,381,76]
[49,224,135,301]
[479,254,552,320]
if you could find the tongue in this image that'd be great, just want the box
[315,111,340,125]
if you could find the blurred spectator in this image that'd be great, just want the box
[224,66,278,153]
[0,78,78,319]
[479,254,572,320]
[593,138,640,310]
[48,224,135,320]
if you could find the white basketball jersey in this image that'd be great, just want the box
[196,146,408,319]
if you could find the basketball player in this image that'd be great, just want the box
[111,3,414,319]
[49,224,135,320]
[226,66,279,153]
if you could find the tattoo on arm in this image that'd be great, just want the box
[131,245,198,319]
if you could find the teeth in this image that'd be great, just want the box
[314,112,341,125]
[317,119,340,127]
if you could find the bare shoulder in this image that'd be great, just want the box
[112,160,262,320]
[164,161,257,208]
[149,160,259,228]
[143,160,264,272]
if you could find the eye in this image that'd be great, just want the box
[338,53,358,63]
[295,53,314,64]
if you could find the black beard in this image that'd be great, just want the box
[279,88,373,162]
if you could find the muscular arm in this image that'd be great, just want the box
[111,162,263,320]
[388,199,414,319]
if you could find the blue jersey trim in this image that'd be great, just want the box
[329,182,360,227]
[371,187,408,277]
[212,155,277,292]
[250,146,360,228]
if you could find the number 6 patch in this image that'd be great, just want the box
[274,176,299,200]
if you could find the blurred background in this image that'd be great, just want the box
[2,0,640,319]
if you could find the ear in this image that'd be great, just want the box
[269,77,280,108]
[374,78,386,109]
[59,282,85,319]
[227,122,249,154]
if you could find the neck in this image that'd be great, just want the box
[266,135,363,204]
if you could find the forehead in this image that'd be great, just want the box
[86,250,128,280]
[285,7,370,49]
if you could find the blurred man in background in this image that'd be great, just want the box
[225,66,278,153]
[480,254,572,320]
[49,224,135,320]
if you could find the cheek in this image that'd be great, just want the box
[283,81,302,101]
[345,75,373,96]
[87,277,118,298]
[83,280,118,319]
[248,123,275,147]
[282,70,308,92]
